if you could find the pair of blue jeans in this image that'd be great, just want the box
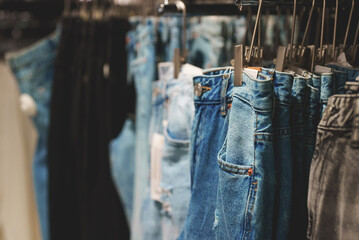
[6,28,61,240]
[142,69,194,240]
[109,118,136,226]
[130,18,157,240]
[288,75,311,240]
[327,63,359,83]
[214,70,276,239]
[179,67,234,240]
[261,69,294,240]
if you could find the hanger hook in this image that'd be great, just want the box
[300,0,315,48]
[175,1,187,62]
[319,0,325,59]
[331,0,338,60]
[343,0,355,51]
[289,0,297,64]
[247,0,263,62]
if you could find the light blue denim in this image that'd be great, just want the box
[179,67,234,240]
[130,19,156,240]
[288,75,311,240]
[6,28,61,240]
[262,69,294,240]
[160,77,194,240]
[214,71,275,240]
[109,118,136,225]
[188,18,225,69]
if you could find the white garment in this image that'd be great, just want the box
[0,61,41,240]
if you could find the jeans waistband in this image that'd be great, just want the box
[232,71,274,112]
[320,94,359,133]
[193,67,234,104]
[6,27,61,71]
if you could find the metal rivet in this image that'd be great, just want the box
[194,83,202,97]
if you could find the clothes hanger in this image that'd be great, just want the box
[234,0,263,86]
[315,0,326,66]
[350,19,359,65]
[173,0,187,79]
[340,0,354,58]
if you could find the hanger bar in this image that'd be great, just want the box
[158,0,345,16]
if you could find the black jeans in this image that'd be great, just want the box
[307,86,359,240]
[48,17,131,240]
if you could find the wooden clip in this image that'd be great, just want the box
[234,45,244,87]
[174,48,181,79]
[275,46,287,72]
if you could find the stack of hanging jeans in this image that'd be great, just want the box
[48,17,130,240]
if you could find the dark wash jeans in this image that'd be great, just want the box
[288,75,311,240]
[178,67,233,240]
[307,92,359,240]
[214,70,275,240]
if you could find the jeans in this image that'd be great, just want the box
[130,19,157,240]
[179,67,234,240]
[109,118,136,225]
[262,69,294,240]
[288,75,311,240]
[214,70,275,240]
[6,28,61,240]
[307,91,359,240]
[326,63,359,82]
[160,76,194,240]
[188,18,225,69]
[318,73,334,116]
[303,73,321,192]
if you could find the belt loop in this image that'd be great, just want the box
[220,68,231,116]
[351,98,359,148]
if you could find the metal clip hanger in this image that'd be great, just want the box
[234,0,263,86]
[173,0,187,79]
[350,19,359,65]
[315,0,327,66]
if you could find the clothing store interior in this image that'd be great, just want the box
[1,0,359,240]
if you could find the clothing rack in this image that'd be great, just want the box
[158,0,352,15]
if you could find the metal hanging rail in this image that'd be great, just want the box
[158,0,350,15]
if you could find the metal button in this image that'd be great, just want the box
[194,83,202,97]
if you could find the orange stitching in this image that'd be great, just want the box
[217,160,252,171]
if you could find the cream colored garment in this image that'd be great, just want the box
[0,61,42,240]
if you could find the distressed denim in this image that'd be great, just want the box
[307,92,359,240]
[6,28,61,240]
[288,75,311,240]
[130,19,156,240]
[214,70,275,240]
[303,73,321,191]
[109,118,136,225]
[326,63,359,82]
[179,67,234,240]
[160,76,194,240]
[262,69,294,240]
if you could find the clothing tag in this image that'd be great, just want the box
[356,75,359,81]
[244,68,259,79]
[150,133,165,202]
[180,63,203,77]
[315,65,332,74]
[337,52,352,68]
[20,93,37,117]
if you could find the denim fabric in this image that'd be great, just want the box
[288,75,311,240]
[262,69,294,240]
[188,18,225,69]
[131,19,157,240]
[318,73,334,116]
[214,70,275,240]
[6,28,61,240]
[326,63,359,82]
[307,93,359,240]
[160,77,194,240]
[109,118,136,225]
[178,67,234,240]
[303,73,321,190]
